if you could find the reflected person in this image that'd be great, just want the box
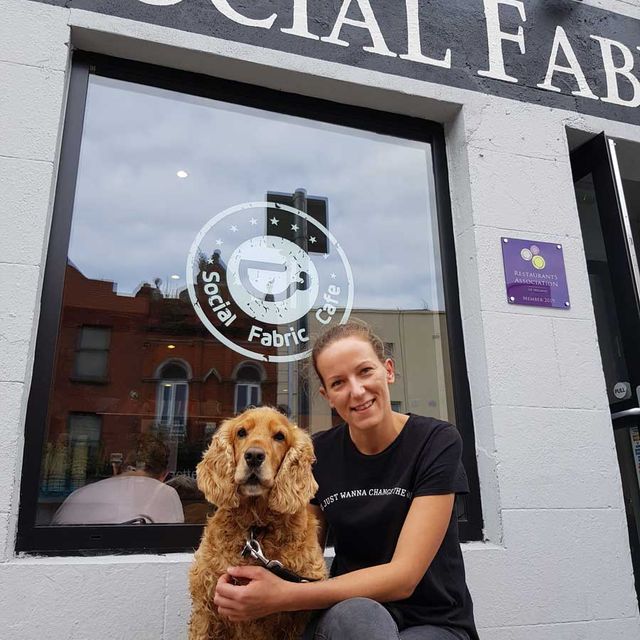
[52,433,184,525]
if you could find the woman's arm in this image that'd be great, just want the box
[214,493,454,621]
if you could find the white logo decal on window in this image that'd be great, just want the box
[186,202,353,362]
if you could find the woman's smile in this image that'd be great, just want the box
[352,398,375,412]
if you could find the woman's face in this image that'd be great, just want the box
[316,336,395,430]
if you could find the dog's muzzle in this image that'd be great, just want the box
[237,447,271,494]
[244,447,265,469]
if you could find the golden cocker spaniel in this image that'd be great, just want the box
[189,406,327,640]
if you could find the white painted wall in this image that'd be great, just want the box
[1,0,640,637]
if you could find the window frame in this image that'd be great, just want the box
[234,363,263,414]
[156,361,190,437]
[234,382,262,414]
[67,413,103,479]
[17,51,482,554]
[72,325,111,383]
[156,380,189,433]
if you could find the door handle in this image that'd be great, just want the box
[611,407,640,428]
[612,408,640,420]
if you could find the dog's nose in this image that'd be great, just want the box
[244,447,266,468]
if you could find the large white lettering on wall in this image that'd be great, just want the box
[477,0,527,84]
[537,27,598,101]
[400,0,451,69]
[280,0,320,40]
[40,0,640,126]
[591,36,640,108]
[320,0,396,58]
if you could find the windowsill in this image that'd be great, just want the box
[69,376,110,385]
[11,543,503,565]
[11,552,195,565]
[11,548,335,564]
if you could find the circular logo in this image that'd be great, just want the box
[520,248,533,261]
[227,236,319,325]
[531,255,546,270]
[186,202,354,362]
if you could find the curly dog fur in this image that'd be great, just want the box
[189,407,327,640]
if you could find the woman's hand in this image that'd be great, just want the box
[214,566,293,622]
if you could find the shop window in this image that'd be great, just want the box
[234,364,262,413]
[17,53,481,553]
[73,326,110,381]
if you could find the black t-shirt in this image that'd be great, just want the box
[311,414,479,639]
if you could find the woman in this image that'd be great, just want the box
[214,321,479,640]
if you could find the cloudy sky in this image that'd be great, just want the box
[69,75,445,312]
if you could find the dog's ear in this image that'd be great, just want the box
[196,419,239,509]
[268,426,318,515]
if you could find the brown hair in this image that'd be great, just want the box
[311,319,386,387]
[124,433,170,477]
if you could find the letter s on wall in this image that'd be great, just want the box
[138,0,277,30]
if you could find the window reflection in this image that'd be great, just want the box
[37,75,453,526]
[156,361,189,437]
[73,326,110,381]
[51,433,184,525]
[235,363,263,413]
[38,259,278,524]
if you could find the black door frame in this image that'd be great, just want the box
[571,132,640,602]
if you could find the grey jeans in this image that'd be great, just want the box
[301,598,470,640]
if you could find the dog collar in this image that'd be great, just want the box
[241,527,319,584]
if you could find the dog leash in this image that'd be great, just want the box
[241,528,319,584]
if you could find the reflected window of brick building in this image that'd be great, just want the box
[234,363,263,413]
[67,413,102,492]
[156,361,189,438]
[73,326,110,382]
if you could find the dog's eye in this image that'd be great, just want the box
[237,427,247,438]
[273,432,286,442]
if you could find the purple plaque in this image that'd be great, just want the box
[501,238,570,309]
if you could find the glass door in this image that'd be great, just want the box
[571,133,640,603]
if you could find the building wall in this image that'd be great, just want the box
[306,310,454,431]
[2,0,640,637]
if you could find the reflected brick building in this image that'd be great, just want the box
[42,259,277,499]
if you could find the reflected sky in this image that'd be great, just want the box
[69,75,444,311]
